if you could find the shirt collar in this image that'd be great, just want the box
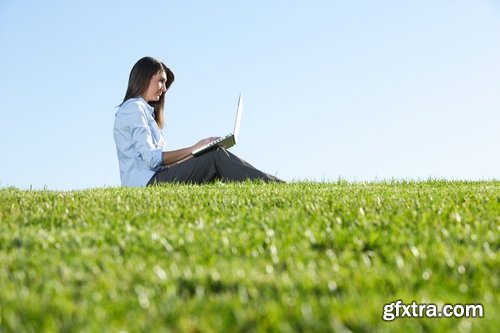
[137,96,155,117]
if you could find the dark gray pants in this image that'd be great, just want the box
[147,148,282,185]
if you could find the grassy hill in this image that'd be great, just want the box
[0,181,498,332]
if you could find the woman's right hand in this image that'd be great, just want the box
[192,137,220,151]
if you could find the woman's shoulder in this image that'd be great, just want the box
[119,97,148,113]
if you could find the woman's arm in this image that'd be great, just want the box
[162,137,219,166]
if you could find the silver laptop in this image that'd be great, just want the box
[192,93,244,156]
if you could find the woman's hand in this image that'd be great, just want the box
[192,137,220,151]
[163,137,220,166]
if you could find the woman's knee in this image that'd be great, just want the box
[206,147,229,158]
[196,148,231,166]
[195,148,224,165]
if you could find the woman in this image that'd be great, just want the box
[113,56,281,187]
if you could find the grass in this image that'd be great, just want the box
[0,180,498,332]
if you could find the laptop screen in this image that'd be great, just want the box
[233,93,243,142]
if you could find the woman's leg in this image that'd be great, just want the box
[148,147,282,185]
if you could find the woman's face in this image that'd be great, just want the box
[143,71,167,102]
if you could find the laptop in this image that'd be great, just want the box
[192,93,243,156]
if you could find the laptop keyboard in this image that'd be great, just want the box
[193,135,232,156]
[205,136,224,148]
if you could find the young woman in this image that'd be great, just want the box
[113,56,281,187]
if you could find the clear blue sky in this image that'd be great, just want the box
[1,0,499,190]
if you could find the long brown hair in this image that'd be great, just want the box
[121,57,174,129]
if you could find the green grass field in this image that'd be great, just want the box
[0,181,498,332]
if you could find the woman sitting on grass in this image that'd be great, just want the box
[113,56,281,187]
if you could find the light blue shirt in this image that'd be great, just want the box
[113,97,165,187]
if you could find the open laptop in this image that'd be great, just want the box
[192,93,243,156]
